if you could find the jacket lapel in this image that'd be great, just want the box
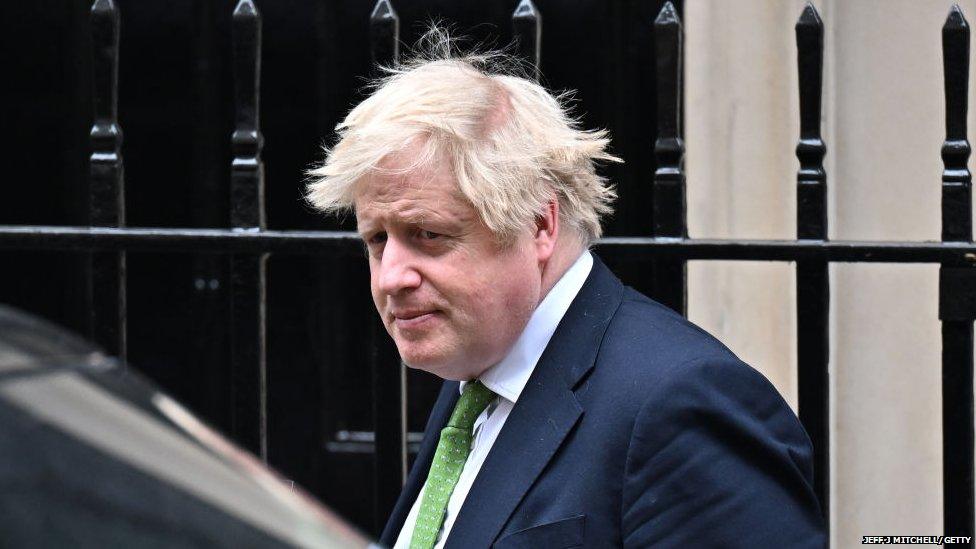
[380,380,460,546]
[444,255,624,548]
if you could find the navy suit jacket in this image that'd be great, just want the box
[380,255,826,548]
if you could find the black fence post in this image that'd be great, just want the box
[88,0,126,362]
[939,5,974,545]
[512,0,541,82]
[651,1,686,316]
[189,0,226,369]
[229,0,268,461]
[369,0,399,71]
[368,0,406,534]
[794,2,830,528]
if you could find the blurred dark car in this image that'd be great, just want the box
[0,305,374,548]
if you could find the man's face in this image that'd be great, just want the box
[354,152,542,381]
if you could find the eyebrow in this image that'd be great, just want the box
[357,208,446,236]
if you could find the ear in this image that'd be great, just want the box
[533,198,559,263]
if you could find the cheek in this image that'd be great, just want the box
[368,266,385,311]
[508,254,543,311]
[503,272,539,320]
[430,268,493,331]
[473,259,538,324]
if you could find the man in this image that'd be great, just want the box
[307,40,825,548]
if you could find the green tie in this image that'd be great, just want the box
[410,380,497,549]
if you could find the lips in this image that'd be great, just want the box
[392,310,433,320]
[390,309,440,330]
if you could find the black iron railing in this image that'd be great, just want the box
[3,0,975,543]
[795,3,830,531]
[941,5,975,543]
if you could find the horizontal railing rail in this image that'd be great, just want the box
[4,225,976,263]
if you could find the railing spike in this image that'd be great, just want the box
[233,0,257,18]
[513,0,538,19]
[946,4,969,30]
[230,0,263,228]
[512,0,542,80]
[797,2,823,28]
[795,0,826,201]
[942,1,971,240]
[369,0,399,68]
[91,0,116,15]
[371,0,396,21]
[654,1,680,27]
[652,0,684,209]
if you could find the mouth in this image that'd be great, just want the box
[391,310,440,330]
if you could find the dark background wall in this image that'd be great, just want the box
[0,0,678,535]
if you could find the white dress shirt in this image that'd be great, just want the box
[393,251,593,549]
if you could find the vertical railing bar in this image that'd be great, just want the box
[189,0,225,359]
[368,0,405,535]
[794,2,830,529]
[940,5,974,545]
[230,0,268,461]
[369,0,399,71]
[652,2,687,316]
[512,0,542,82]
[88,0,127,363]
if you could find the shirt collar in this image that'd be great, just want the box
[460,250,593,404]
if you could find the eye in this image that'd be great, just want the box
[418,229,442,240]
[362,231,387,257]
[367,231,388,245]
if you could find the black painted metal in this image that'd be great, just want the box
[188,0,229,430]
[512,0,541,81]
[230,0,268,461]
[941,267,976,321]
[794,2,830,526]
[796,4,827,242]
[368,0,405,532]
[942,7,972,245]
[90,0,124,230]
[651,2,687,316]
[11,226,976,263]
[369,0,399,70]
[940,5,975,544]
[88,0,127,363]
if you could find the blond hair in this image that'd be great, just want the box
[306,30,620,245]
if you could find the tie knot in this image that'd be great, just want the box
[447,380,496,431]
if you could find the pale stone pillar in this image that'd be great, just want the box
[685,0,801,407]
[685,0,976,546]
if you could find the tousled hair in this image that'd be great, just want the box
[305,27,621,246]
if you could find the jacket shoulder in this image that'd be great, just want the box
[596,293,824,546]
[598,287,741,377]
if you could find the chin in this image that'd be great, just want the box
[398,347,443,373]
[400,351,472,381]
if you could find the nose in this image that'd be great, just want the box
[375,236,422,295]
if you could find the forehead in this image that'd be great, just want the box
[353,154,474,227]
